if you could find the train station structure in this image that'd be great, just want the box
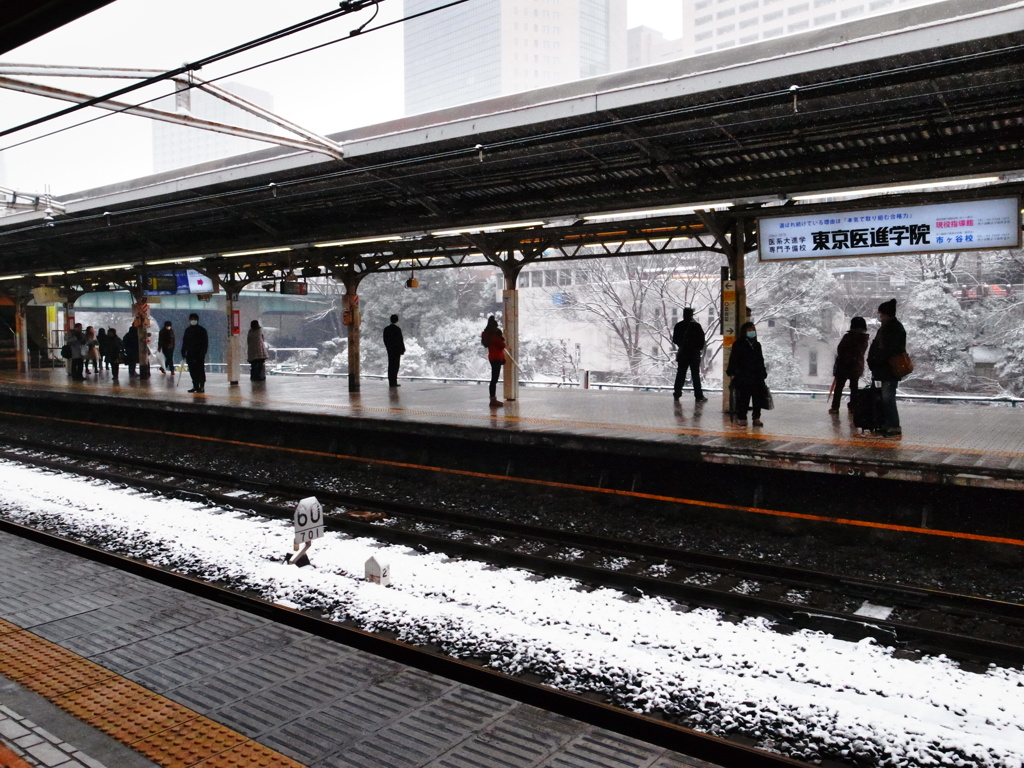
[1,0,1022,401]
[2,1,1024,766]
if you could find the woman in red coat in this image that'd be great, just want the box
[481,316,506,408]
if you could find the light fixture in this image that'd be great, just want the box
[0,274,25,281]
[35,270,66,277]
[314,235,401,248]
[789,177,1001,202]
[582,203,733,222]
[83,263,134,272]
[147,257,203,265]
[430,220,544,237]
[221,247,293,258]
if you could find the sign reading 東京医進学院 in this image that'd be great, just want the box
[758,197,1020,261]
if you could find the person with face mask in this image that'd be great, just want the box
[180,313,209,393]
[726,321,768,427]
[866,298,907,437]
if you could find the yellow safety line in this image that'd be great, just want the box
[0,619,304,768]
[1,409,1021,549]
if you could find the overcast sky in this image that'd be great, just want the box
[0,0,683,195]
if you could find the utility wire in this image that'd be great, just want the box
[0,1,379,141]
[0,0,470,155]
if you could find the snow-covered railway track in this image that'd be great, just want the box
[2,440,1023,669]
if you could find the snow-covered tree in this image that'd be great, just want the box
[903,279,973,390]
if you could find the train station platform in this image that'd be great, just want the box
[1,368,1022,493]
[0,529,714,768]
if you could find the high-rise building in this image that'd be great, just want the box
[629,0,940,65]
[152,83,274,174]
[403,0,626,116]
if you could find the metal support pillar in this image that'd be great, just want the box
[226,292,241,385]
[722,219,749,414]
[129,290,151,380]
[343,280,361,393]
[14,296,28,373]
[502,279,519,402]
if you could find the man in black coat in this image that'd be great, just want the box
[180,313,209,393]
[672,307,707,401]
[382,314,406,388]
[866,298,907,437]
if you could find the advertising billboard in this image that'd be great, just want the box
[143,269,214,295]
[758,197,1020,261]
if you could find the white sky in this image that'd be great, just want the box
[0,1,683,195]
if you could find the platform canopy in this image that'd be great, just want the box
[0,1,117,56]
[0,0,1022,285]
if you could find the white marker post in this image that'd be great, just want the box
[289,496,323,567]
[365,555,391,586]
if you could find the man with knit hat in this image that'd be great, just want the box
[866,298,907,436]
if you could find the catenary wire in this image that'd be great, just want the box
[0,0,469,155]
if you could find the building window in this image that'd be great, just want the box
[739,17,758,27]
[739,0,759,10]
[787,2,809,13]
[809,349,818,377]
[764,10,782,20]
[813,12,836,23]
[695,31,713,41]
[739,33,759,43]
[716,24,735,34]
[696,14,713,24]
[763,26,784,37]
[716,7,736,17]
[789,20,809,31]
[840,4,864,16]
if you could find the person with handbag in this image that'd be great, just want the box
[867,299,908,437]
[726,321,768,427]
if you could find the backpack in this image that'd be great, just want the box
[481,330,490,348]
[60,344,71,359]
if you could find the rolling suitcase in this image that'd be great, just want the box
[852,382,882,433]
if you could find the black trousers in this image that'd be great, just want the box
[831,376,859,410]
[387,353,401,386]
[673,353,703,398]
[250,359,266,381]
[489,360,503,398]
[187,356,206,388]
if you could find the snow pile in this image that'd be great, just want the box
[1,462,1022,767]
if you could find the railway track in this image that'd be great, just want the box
[2,438,1022,669]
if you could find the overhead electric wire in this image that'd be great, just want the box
[0,2,371,141]
[0,0,470,155]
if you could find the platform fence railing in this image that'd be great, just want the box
[200,362,1024,407]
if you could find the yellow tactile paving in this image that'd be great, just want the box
[0,742,34,768]
[0,624,305,768]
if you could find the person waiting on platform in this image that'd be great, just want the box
[84,326,99,375]
[123,324,140,378]
[867,299,907,437]
[382,314,405,388]
[158,320,175,375]
[481,316,506,408]
[106,328,124,381]
[181,313,209,393]
[247,320,268,382]
[829,316,869,414]
[66,323,86,381]
[672,307,707,402]
[726,321,768,427]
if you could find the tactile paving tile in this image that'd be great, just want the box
[0,743,34,768]
[0,623,307,768]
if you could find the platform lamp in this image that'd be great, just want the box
[405,268,419,288]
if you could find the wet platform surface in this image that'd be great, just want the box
[0,530,717,768]
[2,368,1024,491]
